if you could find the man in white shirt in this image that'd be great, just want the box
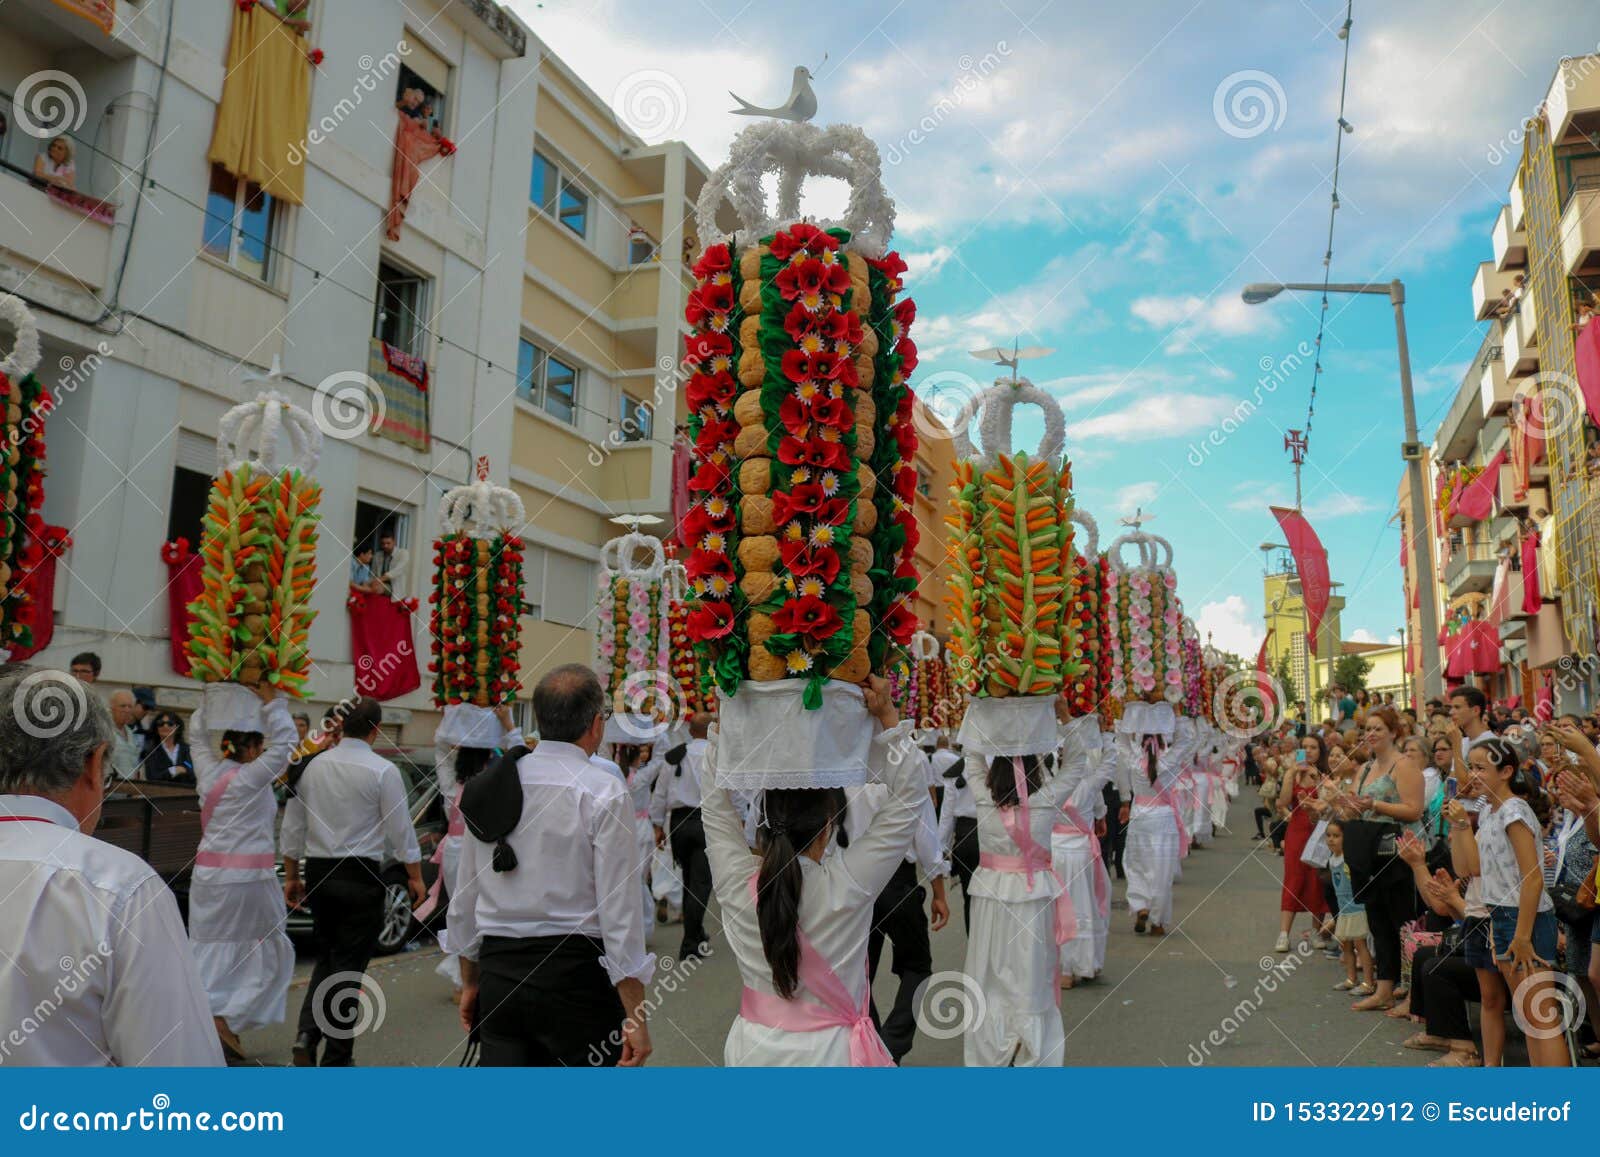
[649,712,714,960]
[0,667,222,1066]
[106,689,143,779]
[846,741,949,1063]
[373,529,409,601]
[281,696,423,1066]
[451,664,653,1066]
[1447,685,1495,774]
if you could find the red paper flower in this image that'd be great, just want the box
[435,136,457,156]
[688,460,732,493]
[780,541,841,584]
[809,394,851,430]
[768,222,840,262]
[685,280,735,326]
[812,497,850,526]
[780,348,846,385]
[307,48,325,65]
[820,310,864,346]
[772,595,843,644]
[691,245,732,280]
[771,482,825,525]
[896,337,918,375]
[778,436,850,472]
[869,251,908,289]
[686,601,734,641]
[774,258,850,307]
[883,599,919,645]
[683,330,732,369]
[161,538,191,565]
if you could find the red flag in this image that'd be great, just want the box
[1521,530,1542,615]
[1271,506,1332,643]
[1450,450,1507,522]
[1577,318,1600,427]
[1254,631,1276,715]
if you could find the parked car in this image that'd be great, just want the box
[281,746,448,955]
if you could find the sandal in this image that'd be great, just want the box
[1428,1050,1482,1067]
[1402,1032,1449,1053]
[1385,1000,1412,1019]
[1332,979,1355,991]
[1134,911,1149,935]
[1350,993,1393,1011]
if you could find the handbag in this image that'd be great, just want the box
[1299,819,1331,869]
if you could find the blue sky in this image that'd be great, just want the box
[513,0,1595,655]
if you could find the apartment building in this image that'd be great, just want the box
[0,0,532,740]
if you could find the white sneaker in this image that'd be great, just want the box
[1273,932,1291,953]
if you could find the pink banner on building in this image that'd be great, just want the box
[1577,317,1600,427]
[1270,506,1331,643]
[1450,450,1507,522]
[1521,531,1542,615]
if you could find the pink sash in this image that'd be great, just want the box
[736,876,893,1067]
[1051,803,1110,918]
[982,758,1077,946]
[413,785,465,923]
[195,766,275,871]
[1134,785,1192,858]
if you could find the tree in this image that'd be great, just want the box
[1334,653,1373,695]
[1271,653,1298,710]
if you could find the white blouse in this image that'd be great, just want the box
[191,698,297,883]
[704,720,920,1066]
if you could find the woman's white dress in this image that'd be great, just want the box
[1117,718,1200,930]
[432,724,522,986]
[704,720,919,1066]
[188,699,297,1031]
[964,715,1098,1067]
[1050,729,1111,980]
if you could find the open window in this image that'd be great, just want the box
[394,34,449,134]
[168,431,218,546]
[201,163,282,282]
[353,499,413,597]
[373,259,431,358]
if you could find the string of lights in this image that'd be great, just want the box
[1300,0,1357,457]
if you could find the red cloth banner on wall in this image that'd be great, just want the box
[162,540,204,676]
[7,525,70,662]
[1521,531,1542,616]
[1576,317,1600,427]
[1450,450,1507,523]
[349,594,421,701]
[1270,506,1331,643]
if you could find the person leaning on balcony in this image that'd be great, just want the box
[349,543,385,595]
[0,667,223,1066]
[33,136,75,189]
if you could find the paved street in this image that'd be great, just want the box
[238,815,1439,1067]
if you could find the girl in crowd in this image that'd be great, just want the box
[1275,732,1329,953]
[188,684,297,1061]
[1333,707,1424,1011]
[1449,737,1569,1066]
[704,677,916,1066]
[964,707,1098,1065]
[1118,716,1202,938]
[1051,724,1112,989]
[1324,820,1373,994]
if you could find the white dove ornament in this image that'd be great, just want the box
[730,65,818,123]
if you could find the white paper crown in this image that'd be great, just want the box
[440,479,525,540]
[947,376,1066,469]
[694,121,896,257]
[217,391,322,477]
[599,531,666,582]
[0,294,42,381]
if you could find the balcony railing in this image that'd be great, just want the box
[0,89,122,203]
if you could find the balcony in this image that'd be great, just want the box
[1443,538,1498,597]
[1432,344,1489,462]
[0,108,117,291]
[1559,179,1600,276]
[1545,53,1600,147]
[1478,341,1509,417]
[6,0,142,59]
[1509,168,1526,233]
[1501,296,1539,379]
[1499,462,1551,517]
[1492,203,1527,271]
[1471,261,1519,321]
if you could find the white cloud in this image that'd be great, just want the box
[903,246,955,280]
[1197,595,1264,659]
[1131,293,1277,354]
[1067,393,1238,442]
[1348,628,1380,644]
[1115,480,1160,514]
[1305,493,1380,519]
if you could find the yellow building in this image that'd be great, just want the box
[909,405,959,633]
[1262,562,1345,715]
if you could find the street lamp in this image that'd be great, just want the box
[1241,279,1442,701]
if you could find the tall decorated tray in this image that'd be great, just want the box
[682,117,920,790]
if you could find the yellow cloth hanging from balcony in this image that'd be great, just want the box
[207,3,310,205]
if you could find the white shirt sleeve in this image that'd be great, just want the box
[911,785,947,878]
[648,750,672,827]
[1045,717,1100,809]
[447,827,483,961]
[433,737,457,801]
[702,729,758,906]
[592,784,656,986]
[379,763,422,864]
[836,723,922,897]
[102,877,225,1066]
[189,704,218,785]
[234,699,298,793]
[280,793,307,861]
[937,776,957,859]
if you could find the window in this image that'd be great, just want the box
[167,466,213,547]
[529,148,589,238]
[201,163,280,282]
[618,393,652,443]
[628,229,656,265]
[521,543,594,628]
[917,467,933,499]
[394,33,450,135]
[373,261,431,357]
[354,500,409,553]
[517,337,580,424]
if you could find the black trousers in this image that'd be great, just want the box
[1353,861,1417,985]
[669,806,712,955]
[1253,806,1272,838]
[867,860,931,1062]
[1101,784,1125,875]
[949,816,979,932]
[297,857,386,1066]
[1412,943,1480,1043]
[475,934,626,1066]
